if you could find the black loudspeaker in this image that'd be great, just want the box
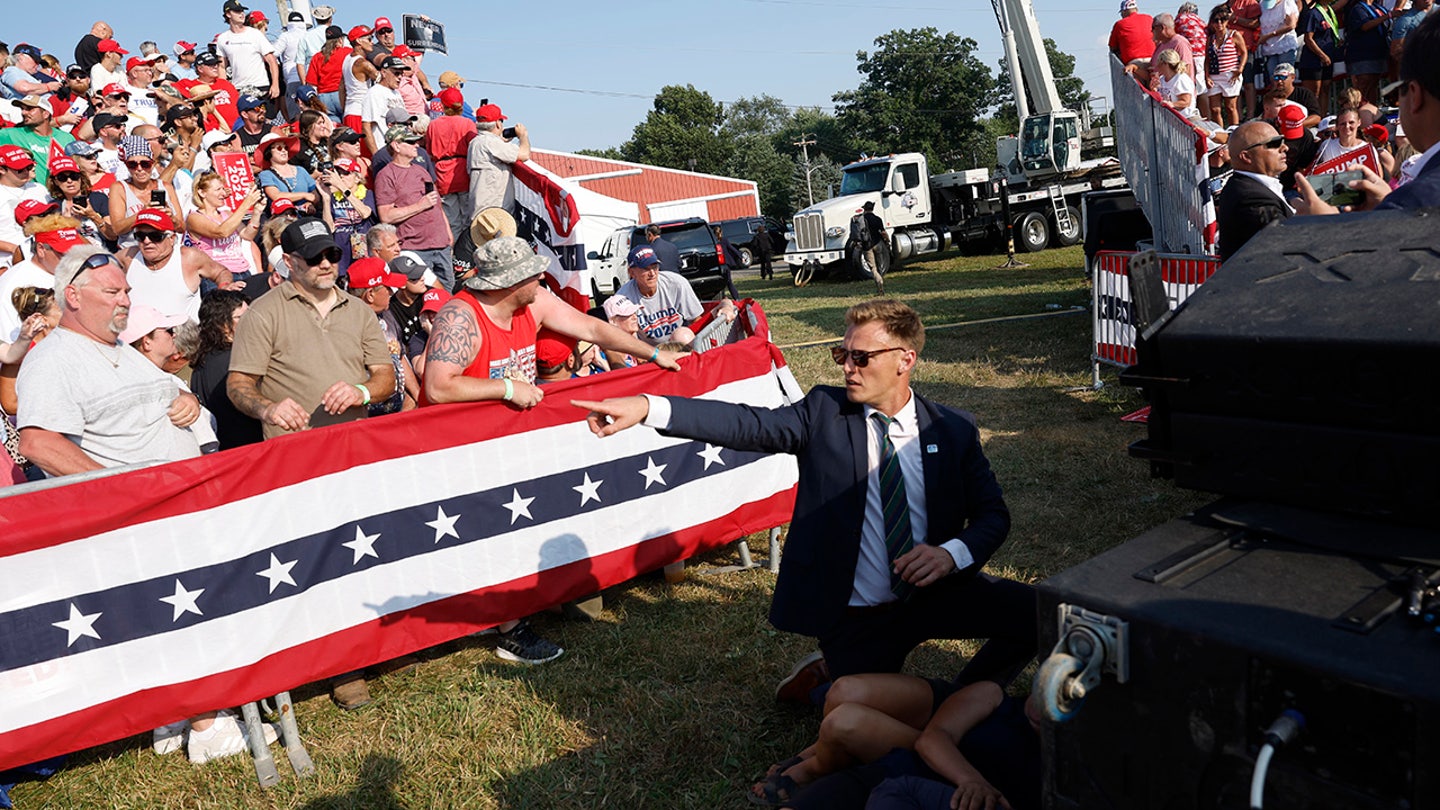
[1122,209,1440,530]
[1039,500,1440,810]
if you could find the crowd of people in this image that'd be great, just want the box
[0,4,764,779]
[1113,0,1439,260]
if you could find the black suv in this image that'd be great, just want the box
[630,218,727,299]
[714,216,787,268]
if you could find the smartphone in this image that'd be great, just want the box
[422,180,435,195]
[152,188,168,207]
[1310,169,1364,207]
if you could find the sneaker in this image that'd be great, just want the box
[152,719,189,755]
[775,651,830,704]
[495,622,564,665]
[187,709,277,765]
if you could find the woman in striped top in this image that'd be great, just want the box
[1204,5,1248,126]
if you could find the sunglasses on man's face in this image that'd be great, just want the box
[831,346,905,367]
[135,230,170,244]
[1240,136,1285,152]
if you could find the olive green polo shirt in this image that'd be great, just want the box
[229,281,391,440]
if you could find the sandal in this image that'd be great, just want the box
[747,772,803,807]
[762,755,804,780]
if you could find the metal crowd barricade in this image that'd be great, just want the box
[1091,250,1221,386]
[1109,54,1217,257]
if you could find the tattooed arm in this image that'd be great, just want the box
[227,371,312,432]
[421,300,543,408]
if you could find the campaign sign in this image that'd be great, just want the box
[404,15,447,54]
[213,151,255,212]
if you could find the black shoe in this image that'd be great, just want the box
[495,622,564,664]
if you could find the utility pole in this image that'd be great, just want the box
[793,134,817,206]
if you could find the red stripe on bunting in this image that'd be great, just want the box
[0,486,795,771]
[0,332,782,557]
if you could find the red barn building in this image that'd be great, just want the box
[527,149,760,224]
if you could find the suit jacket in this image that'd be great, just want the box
[649,237,681,273]
[1216,173,1292,261]
[662,386,1010,637]
[1381,150,1440,210]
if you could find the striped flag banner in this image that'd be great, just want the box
[0,330,800,772]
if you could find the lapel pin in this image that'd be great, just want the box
[926,444,938,454]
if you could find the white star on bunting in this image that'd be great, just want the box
[159,579,205,621]
[504,488,535,524]
[639,456,668,489]
[256,553,299,594]
[53,603,102,647]
[427,506,460,543]
[343,525,380,563]
[573,472,603,506]
[697,444,725,470]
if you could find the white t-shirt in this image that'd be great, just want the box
[126,83,159,127]
[16,327,202,470]
[0,259,53,341]
[90,63,125,92]
[215,26,275,90]
[0,182,49,268]
[1159,71,1199,118]
[615,271,703,345]
[359,84,404,141]
[274,23,309,84]
[1259,0,1300,57]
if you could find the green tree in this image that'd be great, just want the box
[792,151,844,212]
[575,146,624,160]
[722,94,791,139]
[620,84,732,176]
[992,38,1091,132]
[729,134,794,222]
[774,107,860,166]
[833,28,996,173]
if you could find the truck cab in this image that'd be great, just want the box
[786,153,933,270]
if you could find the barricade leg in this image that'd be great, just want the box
[240,701,280,787]
[768,527,781,574]
[273,691,314,777]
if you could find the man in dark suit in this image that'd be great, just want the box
[645,224,681,273]
[1216,120,1293,261]
[573,300,1036,698]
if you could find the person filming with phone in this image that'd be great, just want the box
[375,123,454,290]
[467,101,529,215]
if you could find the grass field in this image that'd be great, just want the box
[11,246,1209,809]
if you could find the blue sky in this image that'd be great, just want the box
[7,0,1127,157]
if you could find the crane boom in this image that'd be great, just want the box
[992,0,1063,117]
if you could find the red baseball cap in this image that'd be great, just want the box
[535,329,577,369]
[390,44,418,59]
[1276,104,1305,139]
[1364,123,1390,144]
[134,208,176,232]
[334,157,362,174]
[49,156,81,176]
[126,56,157,73]
[246,9,267,24]
[347,258,407,289]
[348,25,373,42]
[438,87,464,108]
[476,103,505,123]
[175,40,198,55]
[373,16,393,31]
[270,198,297,217]
[0,145,36,170]
[101,82,131,97]
[421,287,451,313]
[14,199,59,225]
[33,226,87,253]
[98,39,129,55]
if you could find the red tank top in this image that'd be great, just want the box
[418,291,537,407]
[456,290,537,383]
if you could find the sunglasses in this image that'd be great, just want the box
[302,246,344,265]
[135,230,170,243]
[71,251,121,286]
[1240,136,1285,152]
[831,346,905,367]
[125,159,154,170]
[55,172,83,182]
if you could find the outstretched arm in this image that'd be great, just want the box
[572,396,650,437]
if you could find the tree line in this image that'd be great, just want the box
[577,27,1088,223]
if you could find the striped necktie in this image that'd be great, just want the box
[873,412,915,600]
